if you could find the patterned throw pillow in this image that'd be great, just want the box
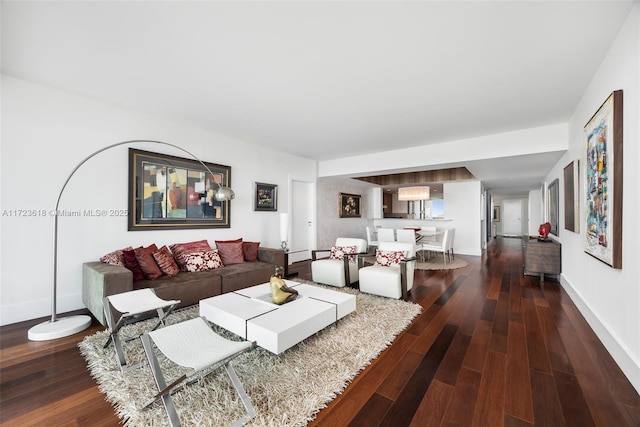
[329,245,357,263]
[375,249,407,267]
[100,246,133,267]
[152,246,180,277]
[169,239,213,271]
[215,239,245,265]
[182,250,224,272]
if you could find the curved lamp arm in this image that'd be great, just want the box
[30,139,233,340]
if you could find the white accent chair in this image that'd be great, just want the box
[358,241,417,300]
[103,288,180,372]
[311,238,368,287]
[377,228,395,242]
[420,228,451,264]
[141,317,256,427]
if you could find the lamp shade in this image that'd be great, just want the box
[398,186,430,201]
[279,213,289,242]
[214,186,235,201]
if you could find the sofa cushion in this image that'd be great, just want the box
[122,249,145,281]
[215,239,245,265]
[152,246,180,277]
[183,250,225,272]
[170,239,212,270]
[243,241,260,261]
[134,244,163,280]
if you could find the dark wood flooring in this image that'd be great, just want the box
[1,237,639,426]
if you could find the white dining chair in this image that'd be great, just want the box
[447,228,456,260]
[396,229,417,243]
[420,228,450,264]
[366,226,379,249]
[377,228,395,243]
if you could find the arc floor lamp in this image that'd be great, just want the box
[28,140,234,341]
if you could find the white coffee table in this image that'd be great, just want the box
[199,280,356,354]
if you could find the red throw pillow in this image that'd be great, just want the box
[134,244,163,280]
[243,241,260,262]
[215,239,245,265]
[122,249,145,282]
[169,239,212,270]
[152,246,180,277]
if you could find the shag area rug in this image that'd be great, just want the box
[79,280,421,426]
[415,254,468,270]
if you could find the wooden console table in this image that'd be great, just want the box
[523,237,561,281]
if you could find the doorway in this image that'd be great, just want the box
[288,178,315,264]
[502,199,524,237]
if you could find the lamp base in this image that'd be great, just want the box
[28,315,92,341]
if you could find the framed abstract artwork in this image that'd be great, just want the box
[128,149,231,230]
[339,193,361,218]
[563,160,580,233]
[254,182,278,211]
[584,90,623,268]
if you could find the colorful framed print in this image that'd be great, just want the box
[128,148,231,230]
[584,90,623,268]
[254,182,277,211]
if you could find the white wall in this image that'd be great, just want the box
[528,188,543,236]
[0,75,316,325]
[547,5,639,393]
[442,181,482,256]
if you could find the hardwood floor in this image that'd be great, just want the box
[1,237,639,426]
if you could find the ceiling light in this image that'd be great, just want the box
[398,186,430,201]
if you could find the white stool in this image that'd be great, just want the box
[141,317,256,427]
[103,288,179,372]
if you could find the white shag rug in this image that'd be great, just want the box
[79,281,422,426]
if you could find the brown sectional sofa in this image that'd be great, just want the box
[83,247,284,325]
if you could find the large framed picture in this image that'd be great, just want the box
[339,193,361,218]
[128,148,231,230]
[584,90,623,268]
[254,182,277,211]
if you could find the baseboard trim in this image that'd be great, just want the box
[0,292,84,326]
[560,274,640,395]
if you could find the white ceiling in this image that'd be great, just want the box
[1,1,634,195]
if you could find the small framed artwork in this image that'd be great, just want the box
[492,206,500,222]
[564,160,580,233]
[339,193,361,218]
[254,182,277,211]
[584,90,623,268]
[548,178,559,236]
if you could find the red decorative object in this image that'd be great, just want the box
[539,222,551,239]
